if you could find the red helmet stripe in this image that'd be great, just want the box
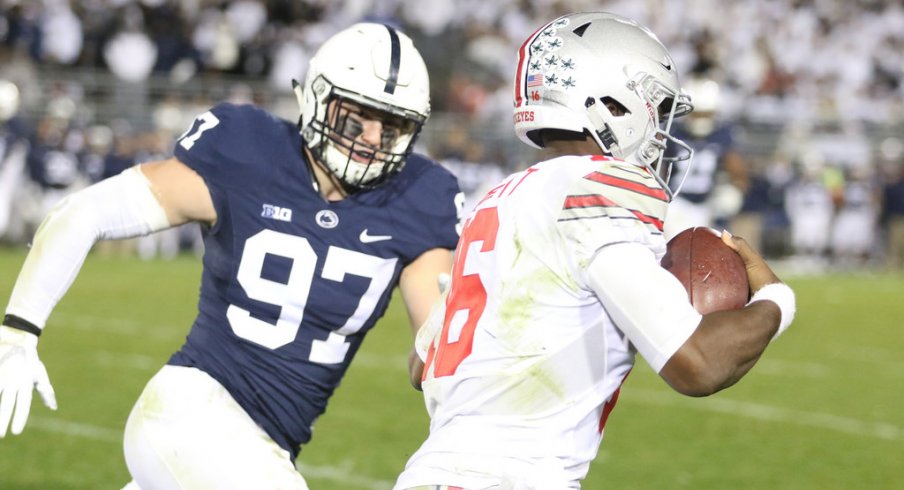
[514,24,546,107]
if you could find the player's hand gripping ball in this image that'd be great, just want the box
[661,227,749,314]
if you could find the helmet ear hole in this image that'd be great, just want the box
[600,97,629,117]
[659,97,675,118]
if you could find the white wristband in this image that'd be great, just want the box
[747,283,796,340]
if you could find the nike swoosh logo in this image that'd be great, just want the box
[359,229,392,243]
[659,61,672,70]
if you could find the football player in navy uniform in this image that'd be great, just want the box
[0,23,462,489]
[662,77,748,241]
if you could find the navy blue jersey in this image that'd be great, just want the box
[167,103,461,459]
[26,142,81,189]
[667,123,736,204]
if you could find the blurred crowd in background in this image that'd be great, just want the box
[1,0,904,272]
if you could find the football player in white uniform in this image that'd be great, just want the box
[396,12,796,490]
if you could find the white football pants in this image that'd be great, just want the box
[123,365,309,490]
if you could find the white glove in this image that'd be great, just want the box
[0,325,57,437]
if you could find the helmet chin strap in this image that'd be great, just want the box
[585,101,621,157]
[318,139,385,195]
[323,143,361,183]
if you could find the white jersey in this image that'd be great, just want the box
[397,155,686,490]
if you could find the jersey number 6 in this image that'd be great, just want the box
[429,206,499,377]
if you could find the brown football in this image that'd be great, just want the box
[661,227,749,315]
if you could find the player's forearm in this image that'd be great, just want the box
[5,168,170,330]
[661,301,780,396]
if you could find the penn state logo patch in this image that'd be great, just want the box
[315,209,339,229]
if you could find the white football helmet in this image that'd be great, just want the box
[294,23,430,191]
[513,12,694,198]
[682,77,721,137]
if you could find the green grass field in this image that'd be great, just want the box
[0,246,902,489]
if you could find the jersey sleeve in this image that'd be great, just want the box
[586,241,701,372]
[173,103,287,191]
[557,161,670,273]
[395,154,463,254]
